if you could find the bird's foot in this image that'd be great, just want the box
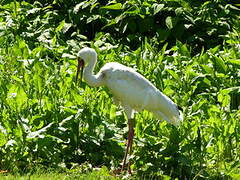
[112,166,133,176]
[112,168,122,175]
[120,162,132,174]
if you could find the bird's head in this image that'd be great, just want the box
[76,47,97,84]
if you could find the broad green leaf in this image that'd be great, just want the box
[56,20,65,33]
[59,115,74,127]
[87,15,101,23]
[62,22,72,33]
[12,75,22,83]
[101,3,122,10]
[27,123,53,139]
[102,19,117,29]
[161,43,168,55]
[180,44,190,57]
[152,3,164,15]
[52,35,57,46]
[7,85,28,109]
[209,45,221,54]
[163,86,175,95]
[73,1,92,12]
[26,7,40,16]
[166,16,173,29]
[62,53,76,59]
[31,46,45,58]
[175,7,184,16]
[227,59,240,66]
[201,64,214,74]
[5,139,17,148]
[221,87,240,94]
[217,87,239,107]
[0,132,7,147]
[16,87,28,107]
[18,38,27,49]
[90,2,99,12]
[203,77,211,87]
[15,125,23,139]
[166,69,180,81]
[213,56,227,73]
[222,94,230,107]
[33,62,43,93]
[199,53,209,64]
[157,28,170,42]
[109,105,116,119]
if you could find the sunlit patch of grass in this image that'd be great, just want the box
[1,173,66,180]
[0,167,120,180]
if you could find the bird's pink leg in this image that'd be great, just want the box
[121,122,130,171]
[127,119,134,174]
[121,118,135,173]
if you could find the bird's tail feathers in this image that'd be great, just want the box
[170,105,183,126]
[152,108,183,127]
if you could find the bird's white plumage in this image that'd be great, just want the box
[77,47,182,126]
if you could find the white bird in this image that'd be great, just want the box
[76,47,182,174]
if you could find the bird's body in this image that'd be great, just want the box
[94,62,181,125]
[76,47,182,174]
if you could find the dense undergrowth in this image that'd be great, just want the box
[0,0,240,179]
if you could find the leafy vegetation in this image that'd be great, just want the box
[0,0,240,179]
[0,166,118,180]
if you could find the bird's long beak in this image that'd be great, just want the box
[76,57,85,85]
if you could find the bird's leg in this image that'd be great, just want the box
[127,118,134,174]
[121,118,135,173]
[121,121,130,171]
[121,143,129,170]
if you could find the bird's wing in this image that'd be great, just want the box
[101,62,156,90]
[100,62,182,125]
[101,63,158,110]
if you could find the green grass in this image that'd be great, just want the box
[0,173,117,180]
[0,167,120,180]
[1,173,68,180]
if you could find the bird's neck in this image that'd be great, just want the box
[83,56,102,87]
